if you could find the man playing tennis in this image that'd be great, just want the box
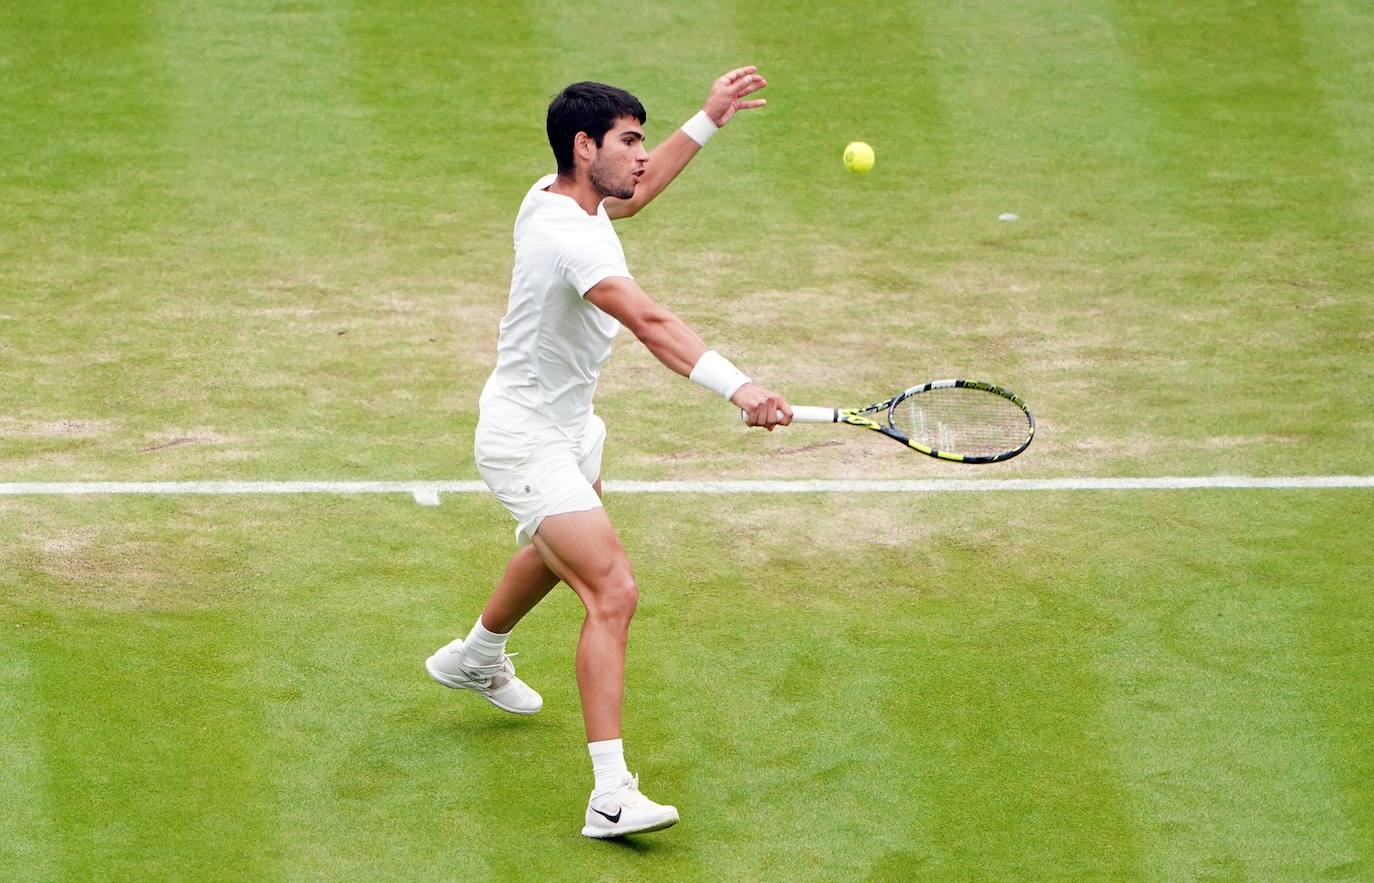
[426,68,791,838]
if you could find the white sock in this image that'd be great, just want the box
[461,616,509,666]
[588,738,629,794]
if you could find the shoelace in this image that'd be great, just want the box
[456,652,518,689]
[613,774,651,809]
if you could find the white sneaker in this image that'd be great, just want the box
[581,774,680,838]
[425,638,543,715]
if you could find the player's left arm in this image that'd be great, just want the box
[604,66,768,221]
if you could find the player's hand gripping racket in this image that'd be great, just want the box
[743,379,1035,463]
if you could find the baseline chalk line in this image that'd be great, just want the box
[0,476,1371,505]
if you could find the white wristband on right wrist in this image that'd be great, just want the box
[690,350,751,400]
[680,110,718,147]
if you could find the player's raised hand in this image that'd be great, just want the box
[704,66,768,127]
[733,382,792,431]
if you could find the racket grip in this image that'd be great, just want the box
[738,406,838,424]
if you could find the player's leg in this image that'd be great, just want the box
[479,544,560,633]
[425,424,579,715]
[463,477,604,662]
[477,477,602,631]
[429,479,598,709]
[528,505,634,742]
[528,507,679,838]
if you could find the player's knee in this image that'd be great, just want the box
[590,575,638,628]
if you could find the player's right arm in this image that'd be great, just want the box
[584,275,791,429]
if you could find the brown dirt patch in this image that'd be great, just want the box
[0,417,118,439]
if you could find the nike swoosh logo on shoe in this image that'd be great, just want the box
[592,806,622,823]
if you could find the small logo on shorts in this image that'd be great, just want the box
[524,485,531,494]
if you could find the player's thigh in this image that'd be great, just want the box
[530,507,634,601]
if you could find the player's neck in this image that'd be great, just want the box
[547,172,602,216]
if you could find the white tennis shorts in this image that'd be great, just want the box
[474,415,606,546]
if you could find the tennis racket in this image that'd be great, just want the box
[743,379,1035,463]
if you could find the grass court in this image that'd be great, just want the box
[2,0,1372,879]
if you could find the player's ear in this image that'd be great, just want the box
[574,131,595,163]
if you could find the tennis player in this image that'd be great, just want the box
[426,69,791,838]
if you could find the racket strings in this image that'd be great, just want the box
[892,387,1030,456]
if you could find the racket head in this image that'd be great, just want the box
[884,379,1035,463]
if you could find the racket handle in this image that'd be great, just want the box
[738,406,838,424]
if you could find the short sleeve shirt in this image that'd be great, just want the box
[479,174,631,434]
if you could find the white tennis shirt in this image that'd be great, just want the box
[479,174,632,434]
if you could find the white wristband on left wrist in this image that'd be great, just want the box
[681,110,718,147]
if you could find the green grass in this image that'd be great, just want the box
[3,0,1374,878]
[3,491,1371,879]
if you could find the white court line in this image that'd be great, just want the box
[0,476,1371,505]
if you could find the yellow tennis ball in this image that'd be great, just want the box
[843,141,875,174]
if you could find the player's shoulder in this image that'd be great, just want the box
[515,174,558,219]
[518,175,587,227]
[524,173,559,200]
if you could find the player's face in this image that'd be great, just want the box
[588,116,648,200]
